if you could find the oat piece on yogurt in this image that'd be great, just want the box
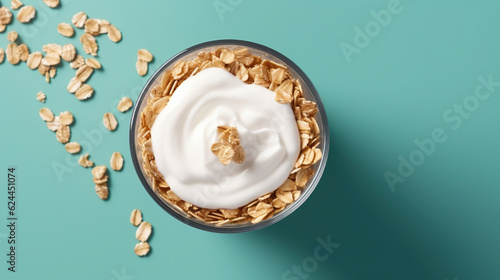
[210,126,245,165]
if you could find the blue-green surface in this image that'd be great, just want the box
[1,0,499,279]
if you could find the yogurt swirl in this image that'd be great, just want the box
[151,67,300,209]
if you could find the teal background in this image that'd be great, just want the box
[0,0,499,279]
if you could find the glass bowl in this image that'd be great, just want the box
[129,40,329,233]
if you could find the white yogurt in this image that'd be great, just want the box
[151,67,300,209]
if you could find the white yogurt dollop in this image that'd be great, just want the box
[151,67,300,209]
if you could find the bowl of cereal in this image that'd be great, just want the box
[129,40,329,233]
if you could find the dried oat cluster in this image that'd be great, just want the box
[92,165,109,200]
[38,108,74,144]
[137,47,322,225]
[1,7,120,84]
[210,126,245,165]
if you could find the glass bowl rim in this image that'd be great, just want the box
[129,39,330,233]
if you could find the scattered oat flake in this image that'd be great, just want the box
[85,58,101,69]
[0,48,4,64]
[17,44,29,61]
[42,43,62,55]
[43,0,59,8]
[137,49,153,62]
[80,33,98,56]
[39,108,54,122]
[42,52,60,66]
[93,174,109,185]
[76,65,93,82]
[78,153,94,168]
[107,25,121,42]
[136,59,148,76]
[103,112,118,131]
[97,19,110,33]
[72,12,87,28]
[70,55,85,69]
[17,5,35,23]
[95,183,109,200]
[11,0,23,10]
[6,43,20,64]
[0,7,13,25]
[36,91,46,103]
[84,18,100,35]
[134,242,150,257]
[46,116,61,131]
[136,222,152,242]
[110,152,123,171]
[130,209,142,226]
[75,84,94,100]
[61,44,76,62]
[56,125,70,144]
[67,77,82,93]
[57,23,74,37]
[59,111,74,125]
[92,165,107,180]
[7,31,17,42]
[117,97,133,112]
[65,142,81,154]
